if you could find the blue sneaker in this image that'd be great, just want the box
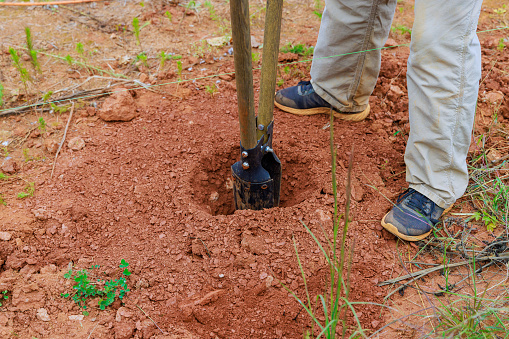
[274,81,370,121]
[381,189,449,242]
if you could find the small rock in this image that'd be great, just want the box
[209,191,219,202]
[0,231,12,241]
[371,320,380,328]
[86,107,97,116]
[98,88,138,122]
[387,85,404,101]
[36,308,51,322]
[44,139,59,154]
[384,38,398,48]
[139,73,149,83]
[114,321,135,339]
[32,208,49,221]
[30,129,41,138]
[69,314,84,321]
[1,158,18,174]
[485,91,504,104]
[115,307,133,322]
[68,137,85,151]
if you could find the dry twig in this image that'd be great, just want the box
[51,102,74,178]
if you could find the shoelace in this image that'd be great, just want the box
[397,189,437,223]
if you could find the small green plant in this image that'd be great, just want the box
[50,103,69,114]
[0,82,3,107]
[9,47,30,92]
[0,290,8,306]
[473,210,498,232]
[132,18,150,47]
[392,24,412,35]
[204,1,219,21]
[0,173,8,181]
[205,83,218,97]
[494,5,507,14]
[132,17,141,45]
[251,52,260,63]
[61,260,131,311]
[42,91,53,102]
[1,147,8,157]
[22,148,30,162]
[313,0,322,18]
[177,60,183,82]
[165,11,172,22]
[65,55,74,67]
[38,117,46,132]
[0,194,6,206]
[25,27,41,72]
[277,78,284,87]
[17,182,34,199]
[135,52,148,67]
[283,65,290,74]
[281,43,314,56]
[159,52,182,69]
[497,38,505,52]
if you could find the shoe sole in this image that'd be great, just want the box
[274,101,370,122]
[380,204,454,242]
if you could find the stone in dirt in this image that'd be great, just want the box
[1,158,18,174]
[32,208,49,221]
[68,315,84,321]
[114,321,136,339]
[44,139,59,154]
[98,87,138,122]
[36,308,51,322]
[485,91,504,104]
[0,232,12,241]
[68,137,85,151]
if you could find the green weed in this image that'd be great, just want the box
[177,60,183,82]
[132,17,141,45]
[158,51,182,69]
[251,52,260,64]
[38,117,46,132]
[392,24,412,35]
[22,148,30,162]
[494,5,507,14]
[9,47,30,93]
[284,110,364,338]
[50,103,69,114]
[205,83,218,97]
[42,91,53,102]
[0,173,8,181]
[0,291,8,306]
[313,0,322,18]
[65,55,74,67]
[497,38,505,51]
[61,260,131,312]
[165,11,172,22]
[0,194,6,206]
[204,1,219,21]
[25,27,41,72]
[281,43,314,56]
[277,78,284,87]
[132,18,150,47]
[17,182,34,199]
[135,52,149,68]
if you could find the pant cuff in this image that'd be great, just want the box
[311,80,369,113]
[409,183,452,209]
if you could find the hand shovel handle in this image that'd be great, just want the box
[257,0,284,142]
[230,0,257,149]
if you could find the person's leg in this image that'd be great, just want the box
[405,0,483,208]
[311,0,397,112]
[275,0,397,121]
[382,0,483,242]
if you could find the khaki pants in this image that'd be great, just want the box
[310,0,483,208]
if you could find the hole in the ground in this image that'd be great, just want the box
[190,145,317,215]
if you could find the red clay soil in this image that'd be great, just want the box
[1,25,509,339]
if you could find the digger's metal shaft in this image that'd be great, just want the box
[229,0,257,149]
[257,0,284,143]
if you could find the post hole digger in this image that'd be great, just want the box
[229,0,283,210]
